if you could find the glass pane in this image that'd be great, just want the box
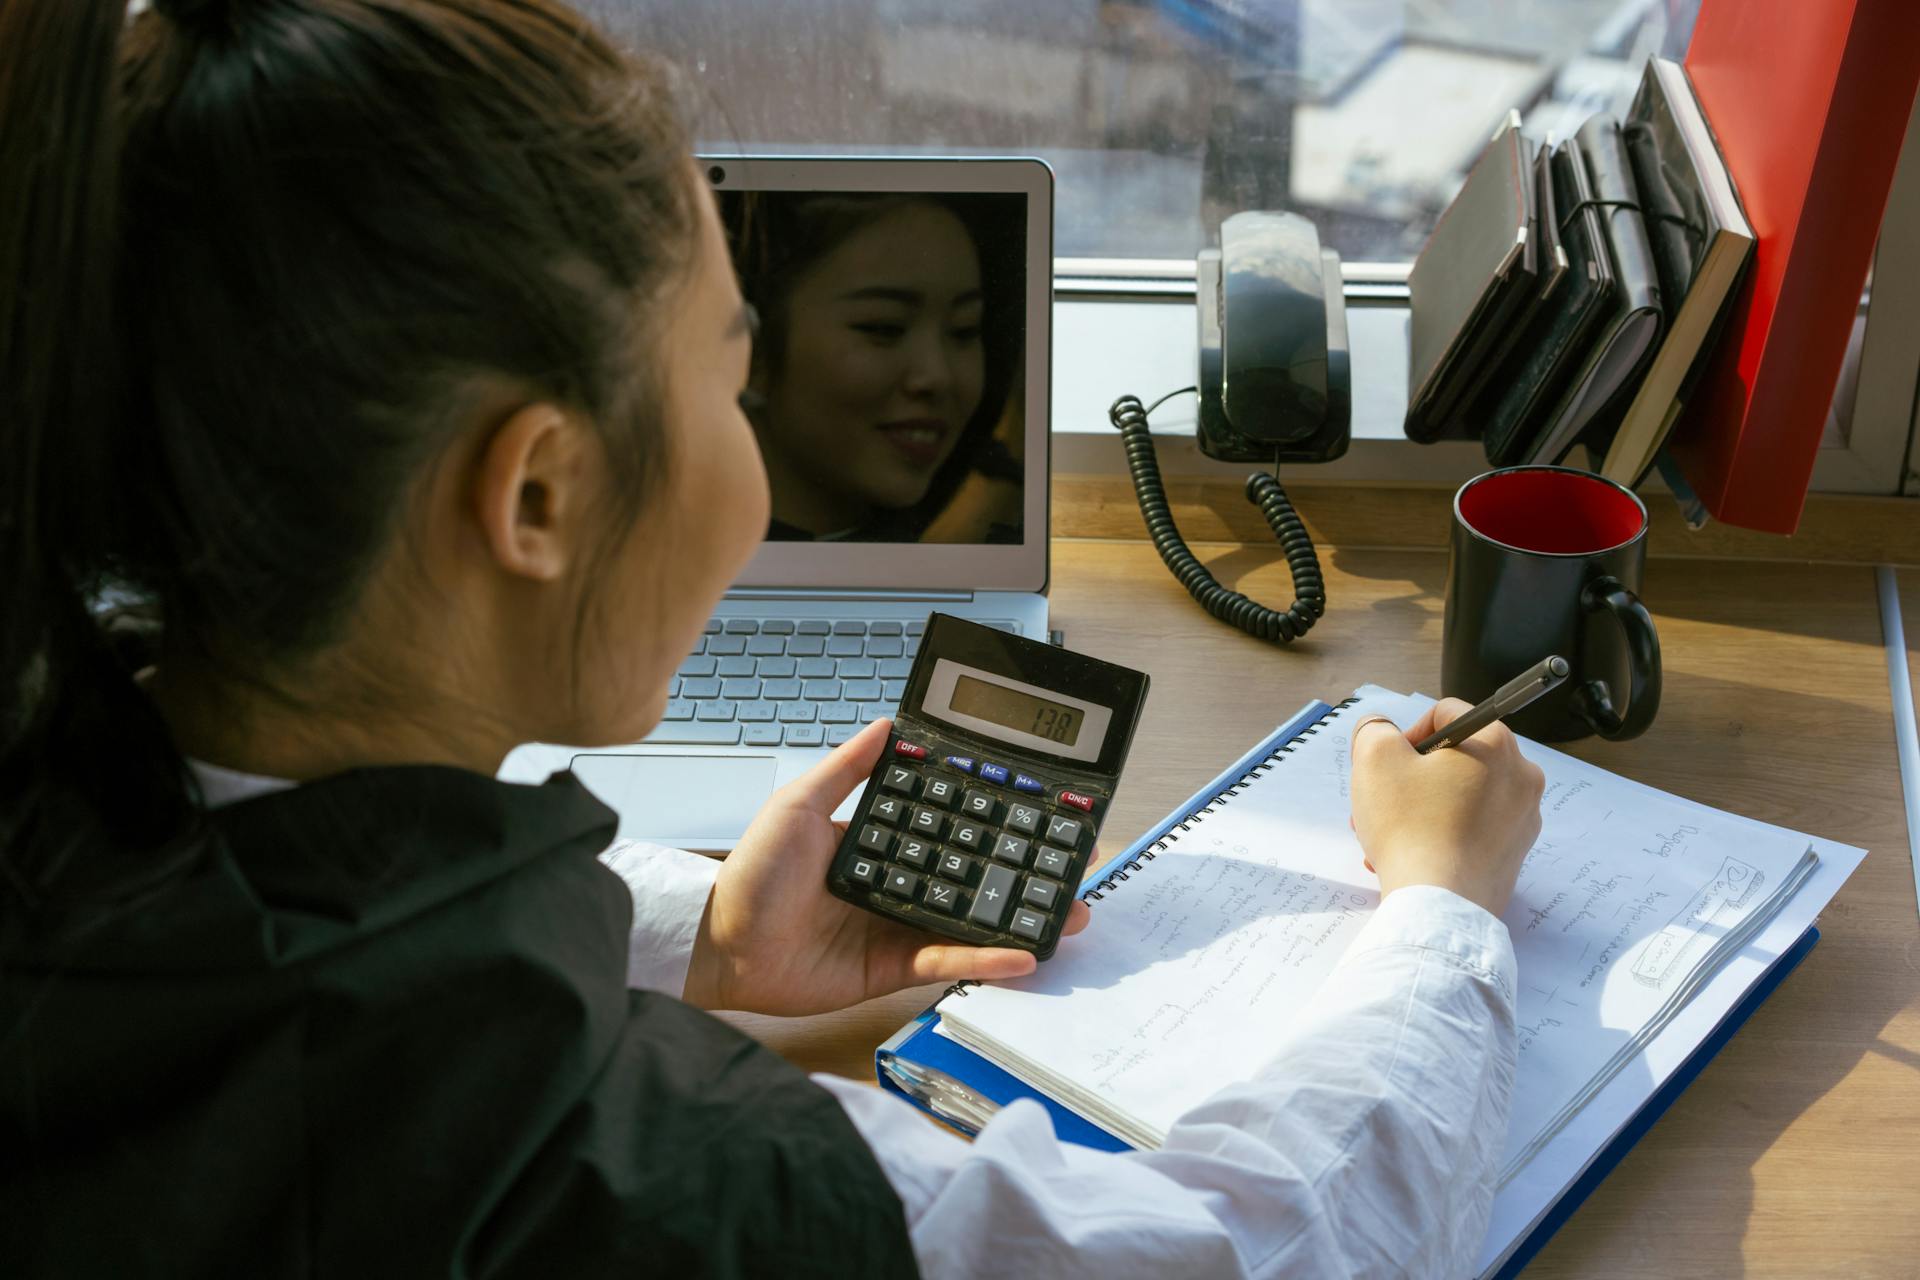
[586,0,1702,261]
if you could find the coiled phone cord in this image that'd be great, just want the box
[1108,389,1326,644]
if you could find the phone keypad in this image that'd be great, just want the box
[832,733,1105,955]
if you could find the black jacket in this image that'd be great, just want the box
[0,765,918,1278]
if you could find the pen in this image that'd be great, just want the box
[1415,655,1571,754]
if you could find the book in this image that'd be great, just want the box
[877,687,1864,1276]
[1480,138,1619,466]
[1405,112,1538,444]
[1597,58,1754,489]
[1668,0,1920,533]
[1519,119,1665,467]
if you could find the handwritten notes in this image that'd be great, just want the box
[939,687,1817,1166]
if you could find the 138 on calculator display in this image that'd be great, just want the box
[951,674,1082,746]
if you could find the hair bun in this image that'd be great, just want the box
[152,0,236,35]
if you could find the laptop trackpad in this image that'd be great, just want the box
[570,753,777,849]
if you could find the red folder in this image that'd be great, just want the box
[1668,0,1920,533]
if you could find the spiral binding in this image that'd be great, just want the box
[940,697,1362,1000]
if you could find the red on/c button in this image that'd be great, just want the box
[893,740,929,760]
[1057,790,1095,812]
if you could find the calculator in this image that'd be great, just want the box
[826,613,1150,959]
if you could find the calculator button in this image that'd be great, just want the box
[1033,845,1073,877]
[944,755,976,774]
[979,762,1011,786]
[960,789,998,821]
[870,795,907,825]
[893,740,929,760]
[908,807,947,839]
[1022,877,1061,911]
[936,850,981,884]
[948,821,987,852]
[1004,803,1043,837]
[881,765,919,796]
[1012,773,1045,794]
[856,824,894,856]
[990,833,1032,868]
[846,856,881,886]
[923,879,967,915]
[1057,790,1096,812]
[921,777,960,808]
[1045,815,1085,847]
[968,864,1017,929]
[895,836,936,870]
[883,868,922,900]
[1008,909,1047,942]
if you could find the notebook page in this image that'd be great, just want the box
[938,686,1818,1158]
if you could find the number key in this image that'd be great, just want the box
[856,824,893,856]
[948,820,987,853]
[921,777,960,809]
[936,850,981,884]
[870,795,906,825]
[846,856,881,886]
[908,807,946,839]
[881,765,919,796]
[961,789,998,821]
[895,836,935,870]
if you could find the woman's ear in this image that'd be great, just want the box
[471,402,596,582]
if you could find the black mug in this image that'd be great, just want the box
[1442,466,1661,743]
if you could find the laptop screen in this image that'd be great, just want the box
[717,189,1028,546]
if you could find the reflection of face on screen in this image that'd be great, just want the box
[722,191,1025,545]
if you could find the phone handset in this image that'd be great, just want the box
[1110,211,1352,644]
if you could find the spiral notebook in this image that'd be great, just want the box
[876,686,1863,1277]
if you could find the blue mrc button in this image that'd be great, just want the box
[979,762,1010,785]
[944,755,975,774]
[1012,773,1045,793]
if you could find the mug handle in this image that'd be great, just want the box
[1576,575,1661,740]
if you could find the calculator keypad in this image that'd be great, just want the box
[832,733,1105,956]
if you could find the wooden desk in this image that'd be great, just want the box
[726,534,1920,1278]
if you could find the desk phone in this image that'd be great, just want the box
[827,613,1150,958]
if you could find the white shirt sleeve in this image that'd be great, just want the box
[816,884,1518,1280]
[596,839,719,997]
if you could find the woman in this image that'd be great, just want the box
[0,1,1544,1276]
[725,191,1026,543]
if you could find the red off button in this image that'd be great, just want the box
[893,740,929,760]
[1058,789,1095,812]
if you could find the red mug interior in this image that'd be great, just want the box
[1457,468,1645,556]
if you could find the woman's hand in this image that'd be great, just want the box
[1350,698,1546,917]
[683,718,1091,1016]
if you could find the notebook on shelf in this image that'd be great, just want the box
[1598,57,1754,488]
[875,686,1864,1277]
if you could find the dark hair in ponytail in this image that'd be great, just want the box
[0,0,699,903]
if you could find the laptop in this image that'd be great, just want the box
[500,156,1054,850]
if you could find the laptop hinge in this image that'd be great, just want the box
[727,587,974,603]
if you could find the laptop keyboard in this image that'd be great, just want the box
[653,616,1018,748]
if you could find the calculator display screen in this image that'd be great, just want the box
[950,675,1081,746]
[921,658,1114,764]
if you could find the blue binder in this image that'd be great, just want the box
[875,698,1821,1268]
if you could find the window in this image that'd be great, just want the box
[593,0,1701,262]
